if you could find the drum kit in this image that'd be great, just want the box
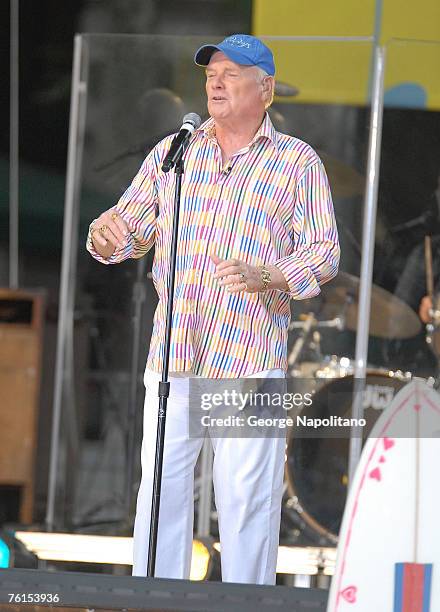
[283,271,436,546]
[269,92,440,546]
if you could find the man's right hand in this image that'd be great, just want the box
[91,209,130,258]
[419,295,433,324]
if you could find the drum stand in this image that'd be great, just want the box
[284,303,348,547]
[288,313,344,369]
[425,307,440,389]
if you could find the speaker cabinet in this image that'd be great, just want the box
[0,289,45,524]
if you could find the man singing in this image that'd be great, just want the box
[86,34,339,584]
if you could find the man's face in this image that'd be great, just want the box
[205,51,266,123]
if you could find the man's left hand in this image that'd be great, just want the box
[211,255,264,293]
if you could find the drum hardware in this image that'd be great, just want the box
[281,495,334,546]
[428,308,440,325]
[284,495,338,545]
[417,374,436,388]
[314,355,354,379]
[310,331,322,357]
[426,298,440,358]
[289,316,345,331]
[287,313,316,367]
[288,314,345,370]
[295,272,421,340]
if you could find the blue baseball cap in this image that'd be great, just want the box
[194,34,275,76]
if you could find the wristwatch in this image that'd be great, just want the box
[260,265,271,291]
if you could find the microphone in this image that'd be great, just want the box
[161,113,202,172]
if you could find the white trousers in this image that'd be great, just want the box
[132,367,286,585]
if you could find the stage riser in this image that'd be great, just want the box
[0,568,328,611]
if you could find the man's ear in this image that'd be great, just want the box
[262,77,275,107]
[262,76,272,92]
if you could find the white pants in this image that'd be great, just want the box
[132,367,286,584]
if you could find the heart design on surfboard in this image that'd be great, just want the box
[369,467,381,481]
[340,585,357,603]
[383,437,395,451]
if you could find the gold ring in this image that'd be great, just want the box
[111,212,118,220]
[99,225,108,235]
[243,282,248,291]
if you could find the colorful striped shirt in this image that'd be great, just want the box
[86,113,339,378]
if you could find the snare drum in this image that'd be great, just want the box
[285,369,409,543]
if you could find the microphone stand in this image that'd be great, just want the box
[147,142,187,577]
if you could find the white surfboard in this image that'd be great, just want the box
[327,379,440,612]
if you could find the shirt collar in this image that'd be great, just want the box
[197,112,279,153]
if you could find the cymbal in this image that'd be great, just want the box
[318,151,365,199]
[319,272,421,339]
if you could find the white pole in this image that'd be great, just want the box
[348,46,386,486]
[46,35,85,531]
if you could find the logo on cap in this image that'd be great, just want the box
[225,36,251,49]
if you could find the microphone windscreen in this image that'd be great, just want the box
[183,113,202,130]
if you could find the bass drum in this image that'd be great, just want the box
[285,370,408,543]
